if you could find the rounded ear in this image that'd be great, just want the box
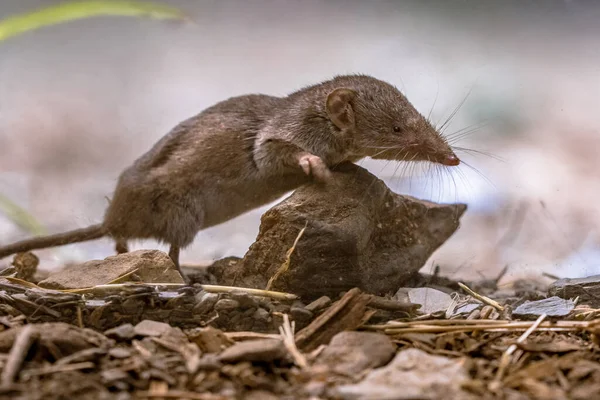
[326,88,356,130]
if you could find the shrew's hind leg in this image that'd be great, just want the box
[168,244,188,283]
[115,239,128,254]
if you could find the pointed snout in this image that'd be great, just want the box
[440,153,460,166]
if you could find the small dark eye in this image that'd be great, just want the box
[393,126,402,133]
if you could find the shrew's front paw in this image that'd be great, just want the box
[299,154,332,183]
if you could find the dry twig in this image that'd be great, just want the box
[279,313,308,369]
[1,324,35,386]
[458,282,505,311]
[489,314,547,391]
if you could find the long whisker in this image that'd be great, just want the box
[460,160,496,189]
[453,146,505,162]
[445,121,488,141]
[427,80,439,123]
[438,86,474,133]
[446,126,488,144]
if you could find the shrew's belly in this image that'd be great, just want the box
[200,174,307,229]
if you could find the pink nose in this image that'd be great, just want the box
[441,154,460,166]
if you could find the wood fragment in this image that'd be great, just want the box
[136,391,227,399]
[295,288,372,352]
[458,282,505,311]
[489,314,547,391]
[21,361,95,378]
[279,313,307,369]
[0,324,35,387]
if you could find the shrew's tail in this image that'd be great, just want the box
[0,224,107,259]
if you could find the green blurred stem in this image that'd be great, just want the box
[0,0,187,42]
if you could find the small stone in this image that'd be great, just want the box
[513,296,575,319]
[38,250,183,289]
[315,331,396,376]
[230,291,258,309]
[109,347,133,359]
[549,275,600,307]
[101,368,130,383]
[405,287,453,314]
[187,326,233,353]
[252,307,270,323]
[133,320,174,337]
[196,354,223,370]
[193,291,219,315]
[214,298,240,312]
[334,348,475,400]
[218,339,287,363]
[452,303,480,316]
[290,306,314,326]
[305,296,332,313]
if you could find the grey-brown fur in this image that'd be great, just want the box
[0,74,459,280]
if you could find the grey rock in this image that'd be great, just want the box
[252,307,270,323]
[305,296,332,313]
[101,368,130,383]
[193,291,219,315]
[109,347,133,359]
[38,249,184,289]
[290,306,314,326]
[133,320,174,337]
[211,163,466,299]
[453,303,480,316]
[315,331,396,376]
[405,287,454,314]
[105,323,135,341]
[548,275,600,307]
[214,298,240,312]
[218,339,287,363]
[334,348,475,400]
[230,291,258,309]
[513,296,575,319]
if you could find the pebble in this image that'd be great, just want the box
[214,298,240,312]
[133,320,174,337]
[513,296,575,319]
[334,348,475,400]
[218,339,287,363]
[305,296,332,313]
[193,291,219,315]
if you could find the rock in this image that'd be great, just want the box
[187,326,233,353]
[193,291,219,315]
[10,252,38,281]
[252,307,270,324]
[133,320,175,337]
[404,287,454,314]
[212,163,466,299]
[108,347,133,359]
[315,331,396,376]
[305,296,332,313]
[38,250,184,289]
[218,339,287,363]
[229,291,258,309]
[214,298,240,312]
[548,275,600,307]
[290,306,313,326]
[334,348,475,400]
[452,303,480,316]
[513,296,575,319]
[104,323,135,341]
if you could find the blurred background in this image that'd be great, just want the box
[1,0,599,285]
